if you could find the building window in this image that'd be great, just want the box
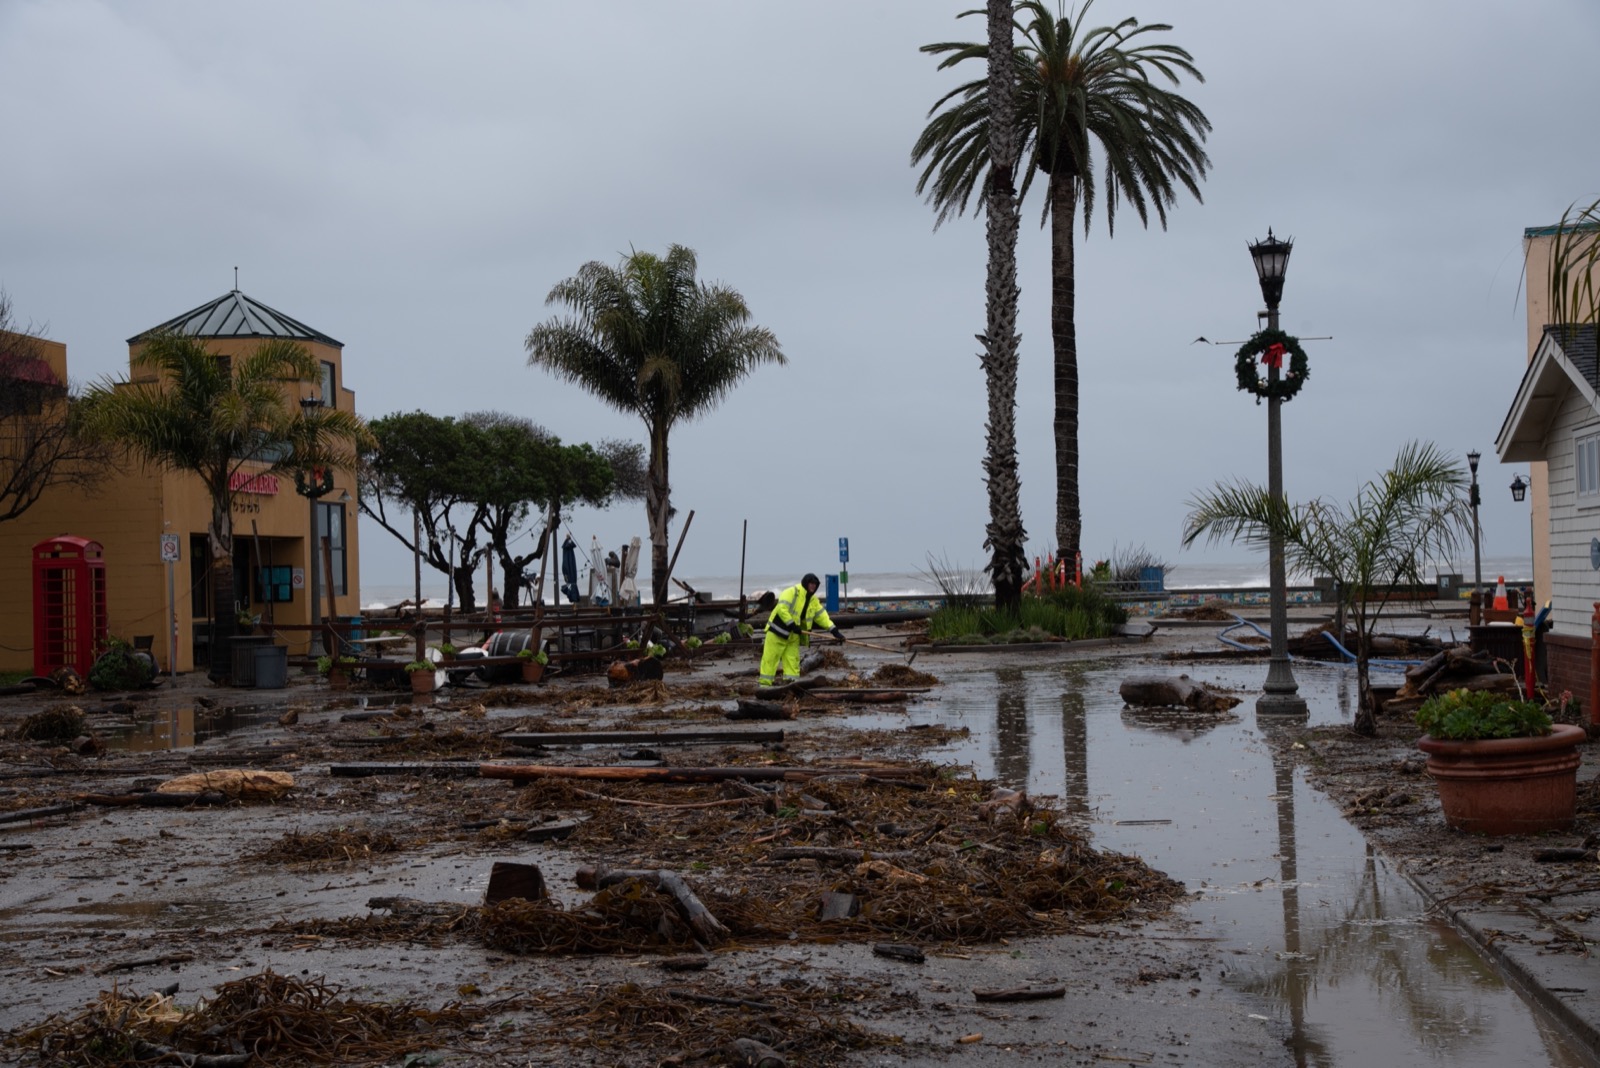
[320,361,336,406]
[1579,431,1600,499]
[316,501,347,596]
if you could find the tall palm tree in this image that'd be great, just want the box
[1183,442,1470,736]
[525,245,785,607]
[914,0,1211,569]
[81,333,370,678]
[982,0,1028,613]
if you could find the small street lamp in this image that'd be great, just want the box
[1510,474,1533,606]
[1249,229,1307,716]
[1467,450,1482,603]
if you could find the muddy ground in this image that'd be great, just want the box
[0,621,1573,1067]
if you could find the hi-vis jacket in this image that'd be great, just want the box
[765,583,835,645]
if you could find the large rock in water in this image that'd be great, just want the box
[1119,674,1241,714]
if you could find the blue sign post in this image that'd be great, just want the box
[838,537,849,596]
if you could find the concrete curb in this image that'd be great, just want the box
[1402,872,1600,1055]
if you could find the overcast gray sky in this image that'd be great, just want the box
[3,0,1595,594]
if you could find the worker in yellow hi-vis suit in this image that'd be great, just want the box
[759,573,844,686]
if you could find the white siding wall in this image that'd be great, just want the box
[1547,385,1600,635]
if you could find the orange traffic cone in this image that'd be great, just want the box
[1492,576,1509,612]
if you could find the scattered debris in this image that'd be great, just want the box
[16,705,85,741]
[9,970,515,1066]
[245,828,403,867]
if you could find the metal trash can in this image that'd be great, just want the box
[253,644,288,689]
[230,635,273,687]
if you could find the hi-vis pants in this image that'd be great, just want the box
[758,630,803,686]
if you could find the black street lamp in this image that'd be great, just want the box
[1249,229,1307,716]
[1467,450,1482,603]
[1510,473,1528,502]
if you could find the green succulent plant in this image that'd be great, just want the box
[1415,689,1553,741]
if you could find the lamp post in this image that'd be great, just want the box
[296,394,332,654]
[1249,229,1307,716]
[1510,473,1527,503]
[1466,451,1483,606]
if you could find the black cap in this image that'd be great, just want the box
[802,573,821,588]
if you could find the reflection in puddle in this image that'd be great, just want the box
[100,705,286,752]
[914,657,1588,1068]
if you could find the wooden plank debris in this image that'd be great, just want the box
[479,762,919,784]
[329,762,485,778]
[0,802,80,825]
[498,729,784,747]
[972,985,1067,1003]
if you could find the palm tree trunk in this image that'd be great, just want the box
[1050,174,1081,570]
[206,488,236,682]
[1352,602,1376,736]
[981,0,1026,614]
[646,428,670,607]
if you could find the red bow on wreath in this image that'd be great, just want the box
[1261,342,1286,370]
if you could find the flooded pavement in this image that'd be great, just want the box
[885,653,1591,1067]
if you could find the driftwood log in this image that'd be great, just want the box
[1399,646,1502,699]
[727,699,794,721]
[1119,675,1241,714]
[576,865,729,946]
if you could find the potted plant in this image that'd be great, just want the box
[516,647,549,683]
[1415,688,1585,835]
[405,659,436,695]
[318,654,357,690]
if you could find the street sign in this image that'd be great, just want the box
[159,534,180,563]
[838,537,849,564]
[291,567,306,589]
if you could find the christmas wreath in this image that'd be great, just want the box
[1234,329,1309,404]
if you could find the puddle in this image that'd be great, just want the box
[889,656,1590,1067]
[99,704,288,752]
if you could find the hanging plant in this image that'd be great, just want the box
[1234,329,1309,404]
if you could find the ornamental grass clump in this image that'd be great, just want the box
[927,582,1126,644]
[1415,688,1553,741]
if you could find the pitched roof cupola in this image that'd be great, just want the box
[128,290,342,347]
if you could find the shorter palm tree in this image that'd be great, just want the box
[526,245,784,606]
[1183,442,1471,735]
[82,332,370,678]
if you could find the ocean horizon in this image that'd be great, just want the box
[358,554,1534,611]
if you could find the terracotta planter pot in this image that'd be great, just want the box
[521,660,545,684]
[1418,723,1585,835]
[410,670,435,695]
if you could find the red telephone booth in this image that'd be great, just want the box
[32,536,107,677]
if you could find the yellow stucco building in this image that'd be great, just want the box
[0,289,361,675]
